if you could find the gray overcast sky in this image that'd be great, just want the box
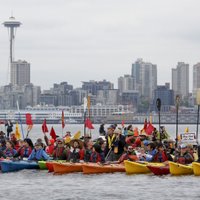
[0,0,199,90]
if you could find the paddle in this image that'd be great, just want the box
[196,90,200,144]
[175,95,180,148]
[156,98,161,143]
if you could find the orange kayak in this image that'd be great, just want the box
[53,162,83,174]
[46,162,55,172]
[82,163,125,174]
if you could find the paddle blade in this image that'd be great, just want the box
[73,131,81,139]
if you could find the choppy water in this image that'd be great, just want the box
[0,170,200,200]
[0,124,200,200]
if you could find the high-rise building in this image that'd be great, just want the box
[193,63,200,99]
[131,58,157,100]
[172,62,189,98]
[152,83,174,112]
[11,60,30,86]
[118,75,135,93]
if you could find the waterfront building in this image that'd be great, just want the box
[193,63,200,100]
[118,75,135,93]
[96,89,119,105]
[172,62,189,99]
[10,60,30,86]
[152,83,174,112]
[82,80,114,95]
[131,58,157,100]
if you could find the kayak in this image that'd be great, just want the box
[53,162,83,174]
[0,160,39,173]
[38,161,47,170]
[147,165,170,175]
[169,161,193,175]
[124,161,165,174]
[192,162,200,176]
[46,160,66,172]
[82,163,125,174]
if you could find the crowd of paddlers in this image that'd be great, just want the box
[0,123,199,165]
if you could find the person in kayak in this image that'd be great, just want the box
[14,138,34,159]
[153,143,172,162]
[52,138,69,160]
[3,140,17,158]
[174,143,194,164]
[69,139,84,163]
[90,143,105,163]
[28,142,50,161]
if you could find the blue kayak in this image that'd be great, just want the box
[0,160,39,173]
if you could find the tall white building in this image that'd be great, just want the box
[172,62,189,98]
[193,63,200,99]
[118,75,135,93]
[131,58,157,100]
[11,60,30,86]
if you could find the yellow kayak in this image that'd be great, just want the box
[169,161,193,175]
[192,162,200,176]
[124,160,164,174]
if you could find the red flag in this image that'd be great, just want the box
[50,126,56,140]
[26,113,33,125]
[61,110,65,129]
[142,118,147,131]
[42,119,48,133]
[146,122,155,135]
[85,118,94,129]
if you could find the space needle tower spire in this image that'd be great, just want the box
[3,16,21,64]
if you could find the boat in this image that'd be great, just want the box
[169,161,193,175]
[38,161,48,170]
[0,160,39,173]
[45,160,66,172]
[82,163,125,174]
[53,162,83,174]
[147,165,170,175]
[192,162,200,176]
[124,160,164,174]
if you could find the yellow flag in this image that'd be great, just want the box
[73,131,81,139]
[15,122,21,140]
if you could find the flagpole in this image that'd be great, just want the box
[175,95,180,148]
[16,100,24,139]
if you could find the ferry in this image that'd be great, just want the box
[0,108,82,124]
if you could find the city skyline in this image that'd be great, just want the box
[0,0,200,90]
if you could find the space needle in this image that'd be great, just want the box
[3,16,21,64]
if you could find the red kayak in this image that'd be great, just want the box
[147,165,170,175]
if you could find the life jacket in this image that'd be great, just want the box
[18,146,32,158]
[90,151,101,163]
[154,151,168,162]
[46,144,54,155]
[118,152,138,163]
[70,148,81,163]
[52,147,65,160]
[84,149,92,162]
[107,134,116,149]
[4,148,16,158]
[177,156,186,164]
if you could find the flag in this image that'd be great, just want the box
[141,118,147,133]
[42,119,48,133]
[26,113,33,125]
[146,122,155,135]
[50,126,56,140]
[15,122,21,140]
[85,118,94,129]
[61,110,65,129]
[26,113,33,132]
